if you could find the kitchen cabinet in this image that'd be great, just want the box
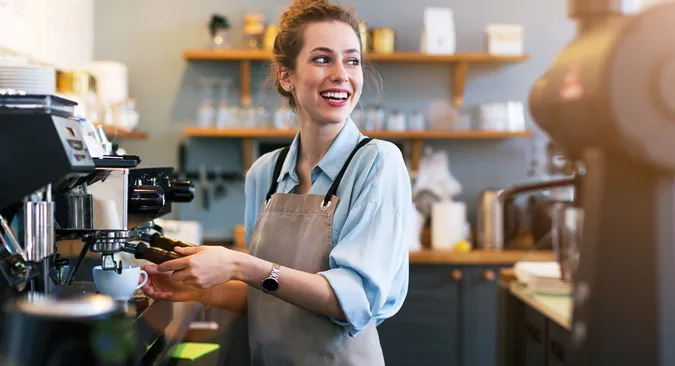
[523,305,548,366]
[497,279,572,366]
[378,263,507,366]
[378,264,461,365]
[546,320,570,366]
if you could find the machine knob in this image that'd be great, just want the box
[134,243,183,264]
[450,269,463,281]
[148,233,196,252]
[165,179,195,203]
[129,185,165,214]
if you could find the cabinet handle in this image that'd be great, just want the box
[525,323,543,343]
[449,269,463,281]
[482,269,495,282]
[550,339,566,361]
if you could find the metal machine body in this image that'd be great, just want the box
[53,163,194,272]
[529,1,675,365]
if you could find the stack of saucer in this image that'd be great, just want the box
[0,60,56,95]
[514,261,573,295]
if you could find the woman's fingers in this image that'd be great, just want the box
[157,257,191,272]
[173,246,205,255]
[170,269,195,283]
[183,279,203,288]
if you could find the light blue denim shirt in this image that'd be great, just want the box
[244,118,412,337]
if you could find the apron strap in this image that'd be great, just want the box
[265,146,291,204]
[321,138,373,209]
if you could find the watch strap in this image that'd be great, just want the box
[270,262,280,280]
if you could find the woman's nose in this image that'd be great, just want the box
[329,63,349,83]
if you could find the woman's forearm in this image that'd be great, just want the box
[202,280,248,313]
[233,253,347,322]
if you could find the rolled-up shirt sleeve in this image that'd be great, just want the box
[317,143,412,337]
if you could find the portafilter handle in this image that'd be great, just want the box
[145,233,196,252]
[133,243,183,264]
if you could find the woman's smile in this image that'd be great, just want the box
[319,88,352,107]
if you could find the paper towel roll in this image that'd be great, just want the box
[431,201,467,250]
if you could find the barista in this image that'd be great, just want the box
[141,0,412,364]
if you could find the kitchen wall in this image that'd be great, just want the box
[0,0,94,68]
[94,0,575,240]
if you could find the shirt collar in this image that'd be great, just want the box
[277,117,363,183]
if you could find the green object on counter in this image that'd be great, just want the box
[509,282,572,330]
[171,343,220,360]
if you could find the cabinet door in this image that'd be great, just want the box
[460,265,503,366]
[379,264,462,366]
[524,306,548,366]
[546,320,570,366]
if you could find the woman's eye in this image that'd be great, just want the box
[348,59,361,66]
[313,56,330,64]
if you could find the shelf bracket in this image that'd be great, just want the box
[410,138,424,174]
[240,60,252,107]
[242,139,254,172]
[451,61,469,108]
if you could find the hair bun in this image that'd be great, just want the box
[291,0,330,7]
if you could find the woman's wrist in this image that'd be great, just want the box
[197,286,212,305]
[232,251,272,286]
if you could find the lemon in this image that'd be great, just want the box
[453,240,472,252]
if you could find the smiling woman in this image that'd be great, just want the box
[141,1,412,365]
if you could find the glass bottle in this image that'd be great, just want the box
[215,78,233,129]
[196,78,216,128]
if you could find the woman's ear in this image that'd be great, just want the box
[279,68,293,92]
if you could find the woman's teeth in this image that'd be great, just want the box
[320,91,348,101]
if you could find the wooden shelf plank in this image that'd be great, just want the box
[184,127,532,140]
[183,49,273,61]
[183,49,530,64]
[102,125,149,140]
[364,52,529,63]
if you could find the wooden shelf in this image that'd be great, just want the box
[184,127,532,140]
[102,126,149,140]
[183,49,529,63]
[184,127,532,171]
[182,49,530,108]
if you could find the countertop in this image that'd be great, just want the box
[408,249,555,264]
[500,268,572,330]
[223,240,557,265]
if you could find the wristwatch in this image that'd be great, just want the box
[262,263,280,294]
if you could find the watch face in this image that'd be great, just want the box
[262,278,279,292]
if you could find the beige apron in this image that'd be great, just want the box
[247,138,384,366]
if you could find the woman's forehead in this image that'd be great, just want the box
[301,21,360,53]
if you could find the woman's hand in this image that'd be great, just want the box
[140,264,206,302]
[156,246,242,289]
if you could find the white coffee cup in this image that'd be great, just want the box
[92,265,148,300]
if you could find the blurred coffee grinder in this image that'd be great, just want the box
[528,1,675,365]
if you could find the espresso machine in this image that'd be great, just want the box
[0,92,197,365]
[527,1,675,365]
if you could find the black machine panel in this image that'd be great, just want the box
[0,95,96,212]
